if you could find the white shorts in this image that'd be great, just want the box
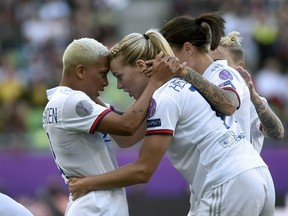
[0,193,33,216]
[65,190,129,216]
[188,166,275,216]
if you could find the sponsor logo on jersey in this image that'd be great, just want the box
[219,69,233,80]
[169,79,187,92]
[148,98,157,118]
[75,100,93,117]
[147,118,161,128]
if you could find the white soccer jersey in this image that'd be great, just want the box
[250,96,268,153]
[146,78,266,203]
[42,86,128,216]
[202,60,252,142]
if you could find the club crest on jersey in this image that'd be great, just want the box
[148,98,157,118]
[219,70,233,80]
[217,132,238,148]
[75,100,93,117]
[169,79,186,92]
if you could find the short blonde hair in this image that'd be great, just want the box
[109,29,175,65]
[62,38,109,73]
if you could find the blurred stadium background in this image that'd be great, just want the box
[0,0,287,215]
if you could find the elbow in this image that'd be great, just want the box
[121,121,140,136]
[216,104,237,116]
[119,122,138,136]
[134,165,154,183]
[275,130,285,140]
[265,128,285,140]
[223,106,237,116]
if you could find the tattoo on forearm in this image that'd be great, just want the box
[254,99,284,139]
[185,68,235,109]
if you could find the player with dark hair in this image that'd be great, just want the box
[68,26,275,215]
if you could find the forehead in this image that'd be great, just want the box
[94,55,109,68]
[110,56,125,73]
[88,55,110,73]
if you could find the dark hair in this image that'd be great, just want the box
[161,13,225,52]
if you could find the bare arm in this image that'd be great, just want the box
[68,135,172,199]
[94,97,145,147]
[111,121,146,148]
[237,66,284,139]
[96,52,183,136]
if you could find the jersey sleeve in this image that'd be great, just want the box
[208,67,245,109]
[146,92,180,136]
[62,92,111,134]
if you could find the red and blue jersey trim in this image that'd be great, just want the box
[145,129,173,136]
[89,109,112,134]
[222,86,241,109]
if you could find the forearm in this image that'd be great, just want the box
[84,163,147,192]
[120,80,160,133]
[112,121,146,148]
[181,67,238,116]
[251,94,284,139]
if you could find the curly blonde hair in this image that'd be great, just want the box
[220,31,242,47]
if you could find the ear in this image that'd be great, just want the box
[237,61,245,68]
[183,42,193,54]
[75,65,85,79]
[136,59,147,73]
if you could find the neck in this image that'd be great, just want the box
[191,53,214,75]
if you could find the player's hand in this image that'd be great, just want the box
[150,51,186,85]
[143,59,153,77]
[68,177,89,200]
[236,66,259,100]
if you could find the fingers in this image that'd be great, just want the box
[145,59,154,66]
[143,66,152,77]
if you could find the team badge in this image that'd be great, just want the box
[217,132,237,148]
[148,98,157,118]
[219,70,233,80]
[75,100,93,117]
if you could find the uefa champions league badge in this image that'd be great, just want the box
[147,98,156,118]
[219,70,233,80]
[76,100,93,117]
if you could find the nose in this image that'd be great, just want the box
[117,81,123,89]
[103,77,109,87]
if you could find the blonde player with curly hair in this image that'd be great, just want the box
[210,31,284,152]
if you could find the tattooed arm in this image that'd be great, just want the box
[181,66,239,116]
[144,58,238,116]
[237,66,284,139]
